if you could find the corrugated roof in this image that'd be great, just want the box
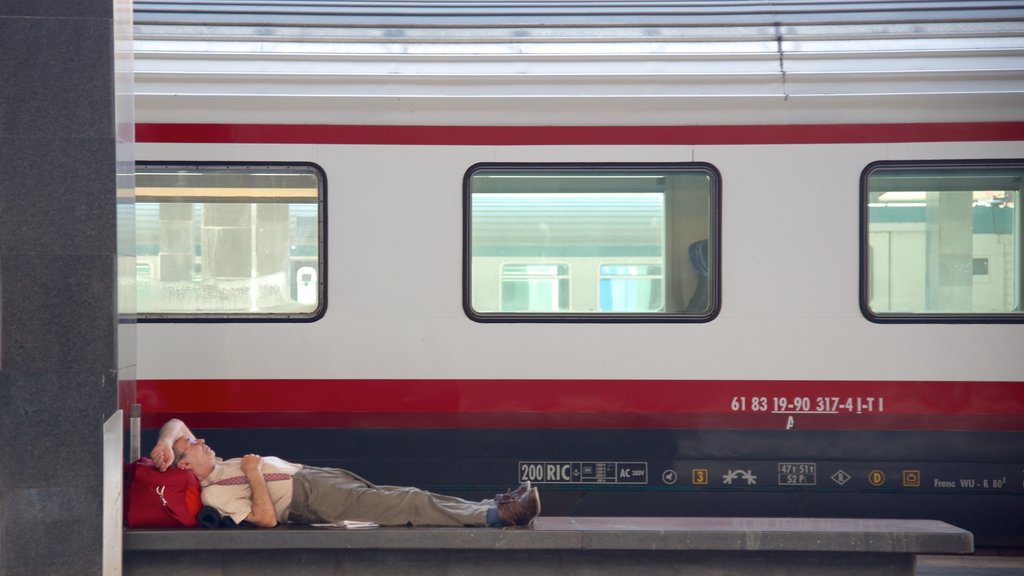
[135,1,1024,27]
[132,1,1024,126]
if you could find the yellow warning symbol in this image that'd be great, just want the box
[902,470,920,488]
[869,470,886,487]
[692,469,709,485]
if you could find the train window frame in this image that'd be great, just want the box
[860,159,1023,323]
[464,162,721,323]
[131,161,327,323]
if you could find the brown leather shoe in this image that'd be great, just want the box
[496,487,540,526]
[495,481,531,503]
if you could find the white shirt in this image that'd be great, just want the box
[200,456,304,524]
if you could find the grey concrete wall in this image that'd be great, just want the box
[0,0,129,574]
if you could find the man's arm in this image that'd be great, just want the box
[149,419,193,472]
[240,454,278,528]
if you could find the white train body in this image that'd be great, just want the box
[131,1,1024,384]
[132,140,1023,382]
[128,0,1024,545]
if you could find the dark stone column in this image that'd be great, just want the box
[0,0,129,574]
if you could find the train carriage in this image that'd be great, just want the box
[128,0,1024,546]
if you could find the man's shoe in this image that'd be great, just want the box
[495,481,531,503]
[496,487,540,527]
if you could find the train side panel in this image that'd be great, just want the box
[135,140,1024,382]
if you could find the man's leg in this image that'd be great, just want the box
[291,467,491,527]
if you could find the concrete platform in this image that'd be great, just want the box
[124,516,973,575]
[917,554,1024,576]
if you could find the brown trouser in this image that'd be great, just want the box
[287,466,493,527]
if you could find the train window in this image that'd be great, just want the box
[465,164,720,322]
[133,163,325,321]
[862,161,1023,322]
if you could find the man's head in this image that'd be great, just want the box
[172,436,216,473]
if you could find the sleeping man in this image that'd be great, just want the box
[149,419,540,528]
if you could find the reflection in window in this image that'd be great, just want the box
[501,263,570,312]
[599,264,663,312]
[132,164,324,319]
[467,165,718,320]
[864,163,1022,318]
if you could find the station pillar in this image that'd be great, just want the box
[0,0,133,575]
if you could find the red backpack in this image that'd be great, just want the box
[125,457,202,528]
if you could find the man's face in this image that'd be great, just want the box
[173,436,215,470]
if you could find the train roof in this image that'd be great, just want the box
[135,0,1024,27]
[133,0,1024,126]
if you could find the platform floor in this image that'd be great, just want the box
[917,554,1024,576]
[125,516,973,553]
[124,516,975,576]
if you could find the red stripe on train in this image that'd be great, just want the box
[135,122,1024,146]
[136,379,1024,431]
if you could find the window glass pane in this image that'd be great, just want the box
[865,163,1022,317]
[468,165,717,319]
[500,263,570,311]
[135,164,324,319]
[599,264,663,312]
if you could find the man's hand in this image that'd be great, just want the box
[240,454,264,477]
[149,419,194,472]
[150,441,175,472]
[240,454,277,528]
